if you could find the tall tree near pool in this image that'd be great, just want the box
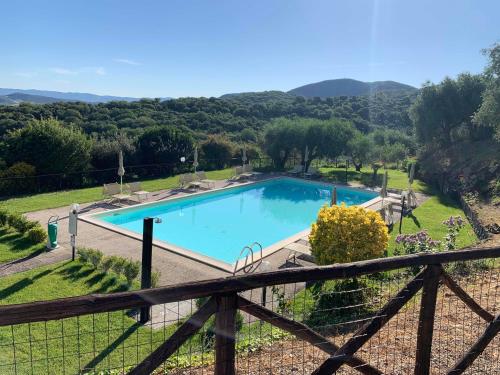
[263,117,354,170]
[474,43,500,141]
[137,125,194,166]
[3,118,91,175]
[410,73,485,147]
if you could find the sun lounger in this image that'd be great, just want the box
[103,183,131,203]
[240,164,262,179]
[179,173,194,189]
[287,165,303,177]
[194,171,216,189]
[303,167,320,179]
[127,182,150,201]
[230,166,245,181]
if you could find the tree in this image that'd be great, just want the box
[136,125,194,166]
[474,43,500,141]
[262,118,298,169]
[410,74,486,147]
[200,136,234,169]
[4,118,91,175]
[347,132,372,171]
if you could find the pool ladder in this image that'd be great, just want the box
[233,242,263,275]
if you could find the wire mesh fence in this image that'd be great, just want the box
[0,249,498,374]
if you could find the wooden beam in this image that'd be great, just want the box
[447,314,500,375]
[440,271,494,323]
[214,294,237,375]
[128,297,216,375]
[414,265,442,375]
[237,296,382,375]
[312,267,429,375]
[0,247,497,327]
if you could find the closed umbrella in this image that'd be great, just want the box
[381,170,388,198]
[303,145,309,173]
[409,163,415,186]
[242,147,247,166]
[193,146,199,172]
[118,150,125,193]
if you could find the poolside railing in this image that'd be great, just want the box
[0,246,498,374]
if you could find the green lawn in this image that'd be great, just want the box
[0,260,282,374]
[0,227,47,264]
[387,193,478,253]
[319,166,430,193]
[0,168,234,214]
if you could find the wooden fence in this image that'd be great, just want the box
[0,246,498,374]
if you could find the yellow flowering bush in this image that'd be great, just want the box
[309,204,388,265]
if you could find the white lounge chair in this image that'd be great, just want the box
[287,165,303,177]
[240,164,262,179]
[103,183,131,203]
[179,173,194,189]
[194,171,216,189]
[230,166,245,181]
[304,167,320,179]
[127,182,150,201]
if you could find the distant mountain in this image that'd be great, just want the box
[288,78,417,98]
[0,92,70,105]
[0,88,140,103]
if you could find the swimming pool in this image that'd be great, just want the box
[84,178,379,270]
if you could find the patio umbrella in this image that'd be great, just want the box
[118,150,125,193]
[409,162,415,186]
[381,170,388,198]
[303,145,309,173]
[193,146,199,172]
[242,147,247,166]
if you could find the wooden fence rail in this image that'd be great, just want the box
[0,246,498,374]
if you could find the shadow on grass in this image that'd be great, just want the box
[83,322,141,371]
[0,268,53,299]
[0,227,45,254]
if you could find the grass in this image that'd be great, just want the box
[319,166,430,193]
[387,192,478,253]
[0,260,284,374]
[0,227,46,264]
[0,168,234,214]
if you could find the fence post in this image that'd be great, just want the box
[140,217,153,324]
[215,293,237,375]
[414,264,441,375]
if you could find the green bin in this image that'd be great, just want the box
[47,216,59,249]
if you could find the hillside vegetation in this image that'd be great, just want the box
[288,78,416,98]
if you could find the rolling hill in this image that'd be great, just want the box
[288,78,417,98]
[0,88,140,103]
[0,92,70,105]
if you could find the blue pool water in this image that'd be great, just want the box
[94,178,377,264]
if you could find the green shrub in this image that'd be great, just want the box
[123,260,140,286]
[0,209,9,226]
[111,257,126,276]
[100,256,116,272]
[87,249,104,268]
[0,162,37,195]
[77,248,91,263]
[7,213,37,233]
[306,279,377,331]
[27,225,47,244]
[151,270,161,288]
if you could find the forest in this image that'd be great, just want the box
[0,44,498,202]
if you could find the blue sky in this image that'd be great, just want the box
[2,0,499,98]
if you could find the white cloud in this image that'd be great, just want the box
[50,67,78,75]
[113,58,141,66]
[95,67,106,75]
